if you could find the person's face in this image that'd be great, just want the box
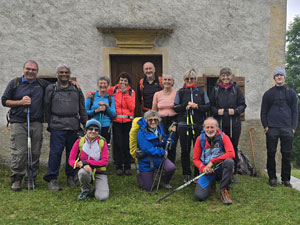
[98,80,108,92]
[220,73,233,85]
[162,75,174,88]
[86,126,99,140]
[143,63,155,80]
[274,74,285,86]
[119,77,129,87]
[147,115,159,130]
[184,76,196,86]
[57,67,71,83]
[23,62,38,82]
[204,119,218,138]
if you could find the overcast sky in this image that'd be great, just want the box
[287,0,300,29]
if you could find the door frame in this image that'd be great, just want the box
[102,48,169,79]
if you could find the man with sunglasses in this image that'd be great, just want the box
[43,64,88,191]
[2,60,50,191]
[174,69,210,183]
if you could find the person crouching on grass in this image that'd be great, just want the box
[69,119,109,201]
[193,117,235,205]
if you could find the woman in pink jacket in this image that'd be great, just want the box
[107,72,135,176]
[69,119,109,201]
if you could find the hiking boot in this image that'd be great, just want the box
[269,178,277,187]
[48,180,62,191]
[67,176,76,187]
[117,169,124,176]
[78,191,89,200]
[183,175,191,183]
[25,181,36,190]
[124,169,132,176]
[282,181,292,188]
[220,188,232,205]
[231,175,239,184]
[160,183,172,189]
[11,180,22,192]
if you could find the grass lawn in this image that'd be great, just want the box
[291,169,300,179]
[1,163,300,225]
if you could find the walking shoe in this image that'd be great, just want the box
[67,176,76,187]
[78,191,89,200]
[117,169,124,176]
[231,175,239,184]
[25,181,36,190]
[183,175,191,183]
[160,182,172,189]
[269,178,277,187]
[11,180,22,192]
[124,169,132,176]
[48,180,62,191]
[220,188,232,205]
[282,181,292,188]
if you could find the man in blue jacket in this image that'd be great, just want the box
[261,66,298,187]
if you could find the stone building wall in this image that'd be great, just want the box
[0,0,287,169]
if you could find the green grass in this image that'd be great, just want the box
[1,163,300,225]
[292,169,300,179]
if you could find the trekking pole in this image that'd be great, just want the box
[155,131,174,194]
[149,159,164,194]
[186,111,189,136]
[220,117,223,131]
[156,163,222,203]
[230,116,232,139]
[189,110,195,137]
[249,128,258,176]
[27,107,35,190]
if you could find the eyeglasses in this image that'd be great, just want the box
[87,127,99,132]
[58,71,70,75]
[185,77,195,81]
[148,118,159,123]
[25,67,38,72]
[220,74,231,77]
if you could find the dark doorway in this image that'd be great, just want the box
[110,55,163,116]
[206,77,218,98]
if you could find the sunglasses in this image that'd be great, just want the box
[148,118,159,123]
[87,127,99,132]
[185,77,195,81]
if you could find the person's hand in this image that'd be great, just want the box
[292,129,295,135]
[20,96,31,106]
[77,161,83,168]
[97,101,107,112]
[264,127,269,133]
[164,151,168,159]
[203,162,214,174]
[228,108,234,115]
[120,83,128,93]
[84,165,93,173]
[218,109,224,116]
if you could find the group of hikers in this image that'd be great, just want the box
[1,60,298,205]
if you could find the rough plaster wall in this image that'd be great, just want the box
[0,0,286,169]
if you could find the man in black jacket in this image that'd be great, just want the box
[261,66,298,187]
[43,64,88,191]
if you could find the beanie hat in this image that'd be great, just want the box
[273,67,286,79]
[85,119,102,131]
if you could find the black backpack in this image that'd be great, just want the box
[237,150,256,176]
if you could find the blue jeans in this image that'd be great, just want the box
[43,129,77,182]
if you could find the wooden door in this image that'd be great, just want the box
[110,55,163,116]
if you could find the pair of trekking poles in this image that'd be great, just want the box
[27,107,35,190]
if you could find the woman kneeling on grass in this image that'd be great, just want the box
[137,110,176,191]
[69,119,109,201]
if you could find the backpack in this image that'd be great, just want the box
[73,136,106,179]
[236,150,255,176]
[268,85,292,108]
[6,77,48,129]
[129,117,142,163]
[139,76,163,93]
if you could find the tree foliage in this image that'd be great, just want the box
[286,16,300,168]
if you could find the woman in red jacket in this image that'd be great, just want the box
[107,72,135,176]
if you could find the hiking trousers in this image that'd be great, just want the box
[266,127,293,181]
[43,129,77,182]
[10,122,43,183]
[194,158,234,201]
[78,168,109,201]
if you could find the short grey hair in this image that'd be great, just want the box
[56,63,71,75]
[203,117,219,128]
[97,76,110,86]
[144,110,161,123]
[162,74,175,86]
[23,60,39,71]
